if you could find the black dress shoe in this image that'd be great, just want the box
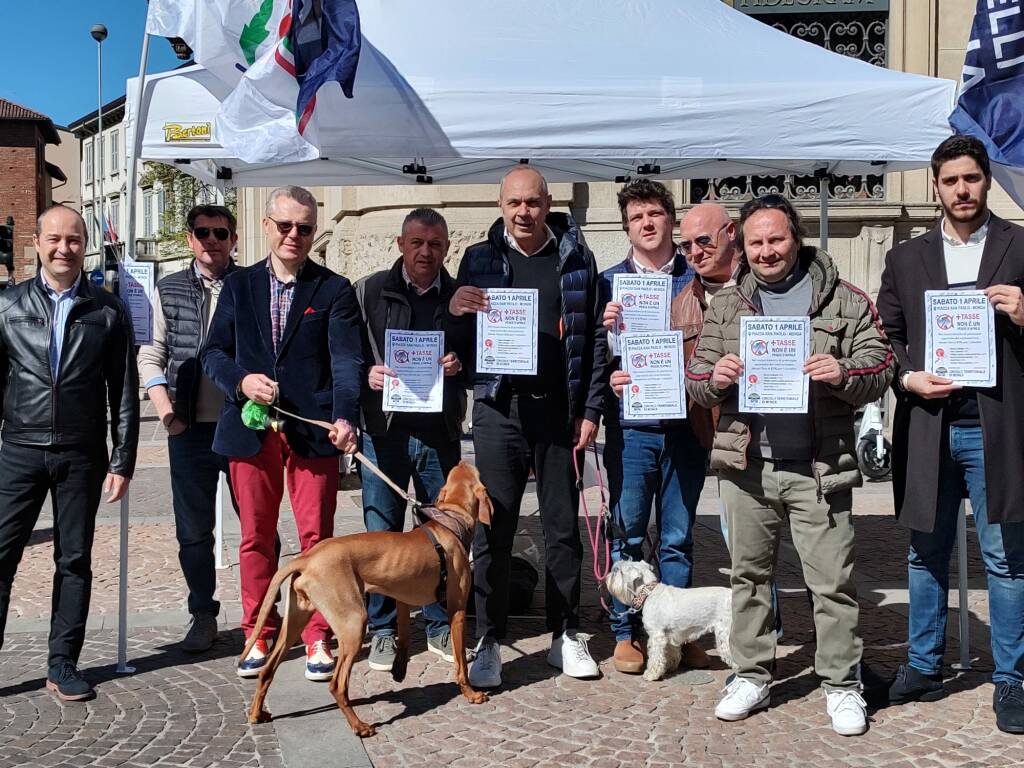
[46,663,95,702]
[994,681,1024,734]
[860,661,893,708]
[888,663,943,704]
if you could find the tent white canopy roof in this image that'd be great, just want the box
[129,0,957,188]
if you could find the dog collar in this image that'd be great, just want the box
[631,582,658,611]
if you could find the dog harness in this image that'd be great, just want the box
[414,504,474,550]
[413,505,474,610]
[419,526,450,609]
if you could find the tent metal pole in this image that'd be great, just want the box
[116,30,151,677]
[819,173,829,252]
[953,500,972,671]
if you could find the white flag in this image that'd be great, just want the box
[145,0,316,163]
[146,0,290,86]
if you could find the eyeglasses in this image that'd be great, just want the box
[267,216,315,237]
[680,222,729,255]
[191,226,232,241]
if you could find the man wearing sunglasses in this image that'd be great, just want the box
[203,186,363,682]
[139,204,240,654]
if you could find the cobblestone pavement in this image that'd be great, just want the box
[0,629,282,768]
[2,404,1023,766]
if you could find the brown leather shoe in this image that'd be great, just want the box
[614,639,645,674]
[680,641,710,669]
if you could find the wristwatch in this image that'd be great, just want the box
[898,370,915,392]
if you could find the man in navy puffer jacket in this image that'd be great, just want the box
[447,167,610,687]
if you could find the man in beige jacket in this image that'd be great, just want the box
[685,194,893,736]
[138,204,238,653]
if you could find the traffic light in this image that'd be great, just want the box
[0,216,13,274]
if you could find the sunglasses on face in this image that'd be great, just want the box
[680,222,728,254]
[267,216,315,237]
[191,226,232,241]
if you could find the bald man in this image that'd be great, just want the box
[601,185,732,674]
[448,166,609,686]
[0,204,138,701]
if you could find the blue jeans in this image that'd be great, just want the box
[604,423,708,640]
[168,421,233,617]
[361,429,461,638]
[907,425,1024,684]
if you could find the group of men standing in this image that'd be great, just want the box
[0,137,1021,739]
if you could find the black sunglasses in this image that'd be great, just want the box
[680,222,728,255]
[191,226,232,241]
[267,216,315,237]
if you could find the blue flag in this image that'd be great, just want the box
[289,0,361,133]
[949,0,1024,207]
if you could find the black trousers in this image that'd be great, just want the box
[472,391,582,639]
[0,441,107,671]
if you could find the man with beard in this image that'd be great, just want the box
[877,135,1024,733]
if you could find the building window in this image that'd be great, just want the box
[83,204,95,247]
[110,130,119,175]
[143,190,153,237]
[157,188,167,233]
[690,9,888,204]
[84,141,93,183]
[109,198,120,241]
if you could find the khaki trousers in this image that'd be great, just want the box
[720,459,861,689]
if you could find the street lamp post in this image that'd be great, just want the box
[91,24,107,260]
[92,21,134,677]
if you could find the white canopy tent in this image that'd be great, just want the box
[112,0,960,673]
[127,0,957,189]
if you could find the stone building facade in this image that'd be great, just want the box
[236,0,1018,297]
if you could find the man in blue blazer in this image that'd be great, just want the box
[203,185,362,682]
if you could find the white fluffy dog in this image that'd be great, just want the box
[605,560,733,681]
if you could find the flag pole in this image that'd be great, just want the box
[115,28,152,677]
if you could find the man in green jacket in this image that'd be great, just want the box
[685,194,893,736]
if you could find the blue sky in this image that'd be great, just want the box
[3,1,182,126]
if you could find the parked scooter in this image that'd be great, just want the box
[855,398,891,480]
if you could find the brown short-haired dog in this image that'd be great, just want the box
[241,461,493,736]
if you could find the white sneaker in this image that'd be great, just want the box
[826,689,868,736]
[547,631,599,679]
[468,638,502,688]
[715,677,771,721]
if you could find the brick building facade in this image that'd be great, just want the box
[0,99,63,283]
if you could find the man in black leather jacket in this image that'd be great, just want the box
[0,204,138,701]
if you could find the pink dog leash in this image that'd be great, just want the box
[573,444,617,616]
